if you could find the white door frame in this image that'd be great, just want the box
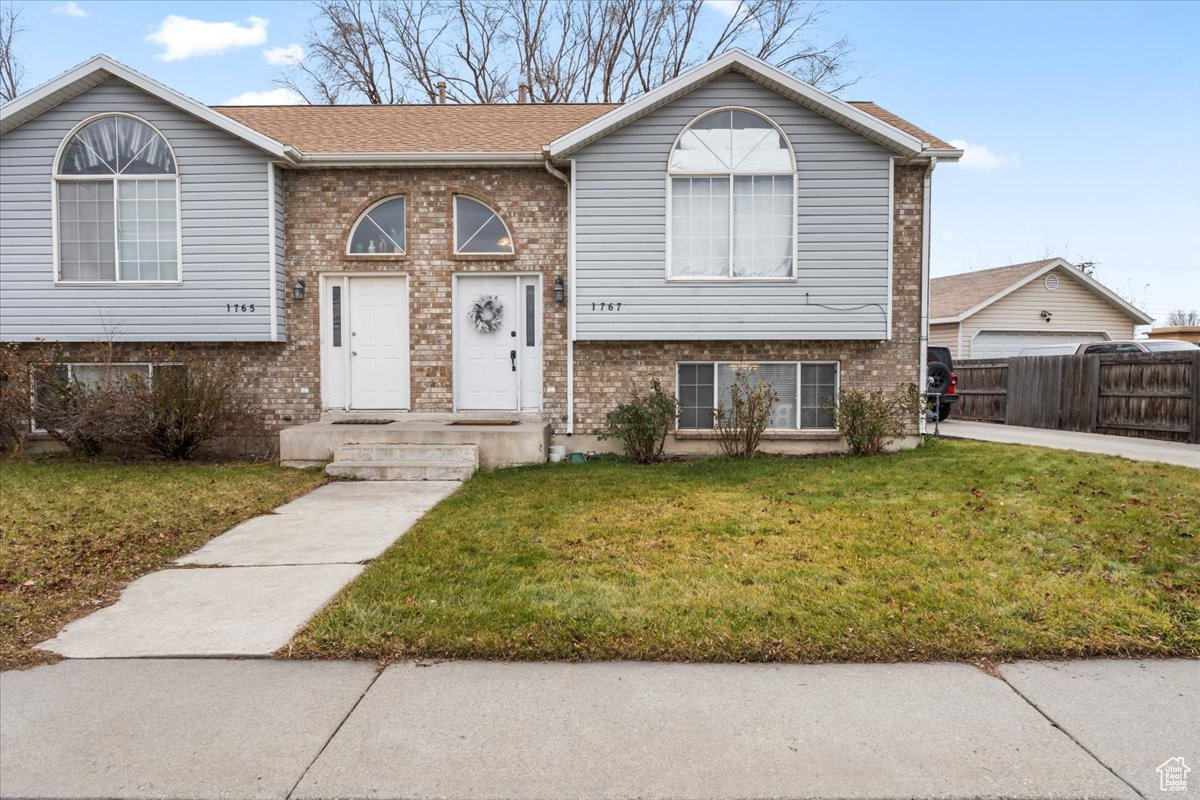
[319,272,410,411]
[452,272,543,412]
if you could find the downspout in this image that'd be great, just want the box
[918,156,938,435]
[544,156,574,435]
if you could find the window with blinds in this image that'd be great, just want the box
[677,361,838,430]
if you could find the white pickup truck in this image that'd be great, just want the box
[1018,339,1199,356]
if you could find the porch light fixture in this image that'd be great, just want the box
[293,278,306,301]
[554,276,566,303]
[1040,309,1052,322]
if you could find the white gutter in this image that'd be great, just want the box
[918,156,937,435]
[543,155,574,435]
[294,151,545,167]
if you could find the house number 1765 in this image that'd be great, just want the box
[591,302,622,311]
[226,303,256,313]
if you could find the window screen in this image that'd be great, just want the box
[799,363,837,428]
[677,363,715,429]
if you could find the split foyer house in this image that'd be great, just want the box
[0,51,961,461]
[929,258,1154,359]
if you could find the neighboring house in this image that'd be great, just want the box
[0,51,960,457]
[1148,326,1200,344]
[929,258,1153,359]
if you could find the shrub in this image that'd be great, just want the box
[125,359,252,459]
[32,362,142,456]
[834,384,922,456]
[715,369,778,458]
[0,343,33,452]
[601,379,678,464]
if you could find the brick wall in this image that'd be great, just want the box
[14,163,926,446]
[572,164,926,436]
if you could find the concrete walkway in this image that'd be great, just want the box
[939,419,1200,468]
[38,481,459,658]
[2,658,1195,799]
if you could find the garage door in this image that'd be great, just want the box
[970,330,1108,359]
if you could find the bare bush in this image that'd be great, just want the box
[715,369,778,458]
[125,358,254,460]
[834,384,921,457]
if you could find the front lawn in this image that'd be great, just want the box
[289,440,1199,663]
[0,460,326,669]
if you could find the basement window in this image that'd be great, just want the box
[676,361,839,430]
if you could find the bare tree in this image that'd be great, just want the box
[280,0,856,105]
[1166,309,1200,326]
[0,3,26,103]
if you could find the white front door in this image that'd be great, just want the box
[455,275,541,411]
[323,275,408,410]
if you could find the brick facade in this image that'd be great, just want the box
[572,164,926,439]
[17,164,926,450]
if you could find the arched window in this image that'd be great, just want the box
[348,197,406,255]
[55,115,179,282]
[454,195,513,255]
[668,109,795,279]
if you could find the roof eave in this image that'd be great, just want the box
[547,49,928,159]
[292,151,545,167]
[0,54,291,159]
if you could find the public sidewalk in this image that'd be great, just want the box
[938,419,1200,468]
[2,657,1196,799]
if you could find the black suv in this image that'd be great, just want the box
[926,346,958,421]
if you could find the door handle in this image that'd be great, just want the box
[510,350,517,372]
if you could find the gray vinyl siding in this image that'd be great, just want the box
[0,78,281,342]
[273,163,286,338]
[571,71,893,341]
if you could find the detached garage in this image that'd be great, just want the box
[928,258,1154,359]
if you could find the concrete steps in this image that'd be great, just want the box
[324,443,478,481]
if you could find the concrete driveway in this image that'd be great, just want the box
[938,419,1200,468]
[3,657,1196,799]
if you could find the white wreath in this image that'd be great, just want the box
[468,294,505,333]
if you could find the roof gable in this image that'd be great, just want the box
[0,54,293,160]
[547,49,961,161]
[931,259,1154,325]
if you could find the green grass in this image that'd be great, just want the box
[289,440,1200,663]
[0,459,326,669]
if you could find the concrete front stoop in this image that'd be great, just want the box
[325,442,479,481]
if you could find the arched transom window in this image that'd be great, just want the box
[668,109,795,279]
[348,197,406,255]
[56,115,179,282]
[454,195,513,254]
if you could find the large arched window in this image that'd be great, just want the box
[55,114,179,282]
[454,195,514,255]
[347,197,406,255]
[668,109,795,279]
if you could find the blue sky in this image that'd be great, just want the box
[9,0,1200,322]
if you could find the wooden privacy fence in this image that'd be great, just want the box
[953,351,1200,443]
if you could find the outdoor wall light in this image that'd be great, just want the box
[554,276,566,303]
[1040,309,1052,322]
[293,278,307,301]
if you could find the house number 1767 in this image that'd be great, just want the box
[591,302,622,311]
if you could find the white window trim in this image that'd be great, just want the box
[675,360,840,432]
[346,195,407,256]
[51,113,183,286]
[29,361,173,433]
[665,106,798,283]
[452,194,515,256]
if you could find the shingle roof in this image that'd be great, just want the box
[213,100,951,155]
[213,103,620,154]
[847,101,956,152]
[930,260,1060,320]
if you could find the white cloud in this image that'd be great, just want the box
[705,0,747,18]
[263,44,304,67]
[223,87,306,105]
[54,1,86,18]
[147,15,268,62]
[948,139,1020,172]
